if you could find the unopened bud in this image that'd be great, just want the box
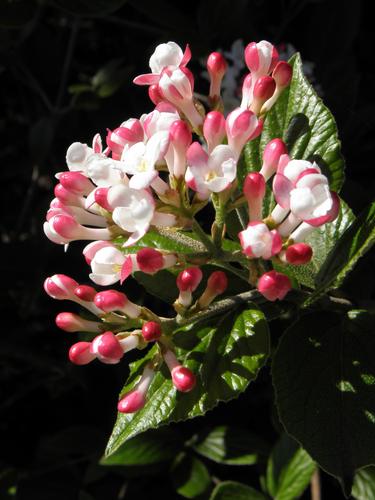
[56,312,101,333]
[142,321,162,342]
[259,138,288,180]
[257,270,291,301]
[198,271,228,308]
[285,243,313,265]
[203,111,226,153]
[207,52,227,99]
[251,76,276,115]
[94,290,141,318]
[69,342,95,365]
[243,172,266,221]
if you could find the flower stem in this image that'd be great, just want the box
[192,219,217,255]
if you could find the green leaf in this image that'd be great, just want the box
[266,433,315,500]
[242,53,345,195]
[100,427,183,466]
[172,453,211,498]
[352,467,375,500]
[210,481,267,500]
[106,307,270,457]
[273,199,354,289]
[272,310,375,495]
[115,229,206,254]
[314,202,375,292]
[191,425,270,466]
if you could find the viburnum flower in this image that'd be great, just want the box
[239,222,282,259]
[133,41,191,85]
[185,142,237,196]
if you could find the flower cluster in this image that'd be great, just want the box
[43,40,339,412]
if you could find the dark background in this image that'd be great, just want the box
[1,0,374,498]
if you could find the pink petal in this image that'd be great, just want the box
[133,73,160,85]
[120,256,133,284]
[273,174,293,209]
[186,142,208,167]
[180,44,192,67]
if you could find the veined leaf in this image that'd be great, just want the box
[210,481,267,500]
[106,307,270,457]
[272,310,375,495]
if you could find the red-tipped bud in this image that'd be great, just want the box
[118,390,146,413]
[94,290,127,312]
[54,183,81,205]
[245,41,279,75]
[142,321,162,342]
[169,120,192,149]
[207,271,228,294]
[272,61,293,88]
[91,331,124,364]
[260,138,288,180]
[74,285,97,302]
[177,267,203,292]
[207,52,227,78]
[251,76,276,114]
[203,111,226,152]
[285,243,313,265]
[171,366,196,393]
[94,187,112,211]
[94,290,141,318]
[59,171,93,195]
[136,248,164,274]
[49,214,79,239]
[258,271,291,301]
[226,108,260,159]
[243,172,266,199]
[55,312,100,333]
[69,342,95,365]
[148,84,164,105]
[117,365,155,413]
[44,274,78,299]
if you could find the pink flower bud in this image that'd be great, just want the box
[285,243,313,265]
[251,76,276,114]
[148,84,164,105]
[55,312,100,333]
[259,138,288,180]
[82,240,114,265]
[94,187,112,211]
[203,111,226,153]
[44,274,78,299]
[177,267,203,292]
[257,270,291,301]
[169,120,192,149]
[272,61,293,89]
[94,290,141,318]
[69,342,96,365]
[136,248,164,274]
[74,285,97,302]
[59,171,94,196]
[163,350,196,392]
[54,183,83,207]
[244,41,278,75]
[47,214,111,243]
[117,366,155,413]
[142,321,162,342]
[171,366,196,392]
[207,52,227,98]
[91,331,124,364]
[207,271,228,294]
[243,172,266,221]
[226,108,260,159]
[198,271,228,308]
[118,390,146,413]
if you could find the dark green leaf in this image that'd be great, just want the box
[314,202,375,292]
[272,310,375,495]
[106,307,270,457]
[352,467,375,500]
[191,425,269,465]
[172,453,211,498]
[100,427,183,466]
[266,433,315,500]
[210,481,267,500]
[273,199,354,289]
[242,53,345,197]
[115,229,206,254]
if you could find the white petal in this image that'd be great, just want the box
[129,170,158,189]
[89,273,119,286]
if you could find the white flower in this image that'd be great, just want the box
[289,173,333,220]
[239,222,282,259]
[141,108,179,138]
[149,42,184,74]
[86,155,124,187]
[281,159,320,184]
[108,185,155,246]
[185,143,237,195]
[89,246,126,286]
[66,142,93,173]
[121,131,169,189]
